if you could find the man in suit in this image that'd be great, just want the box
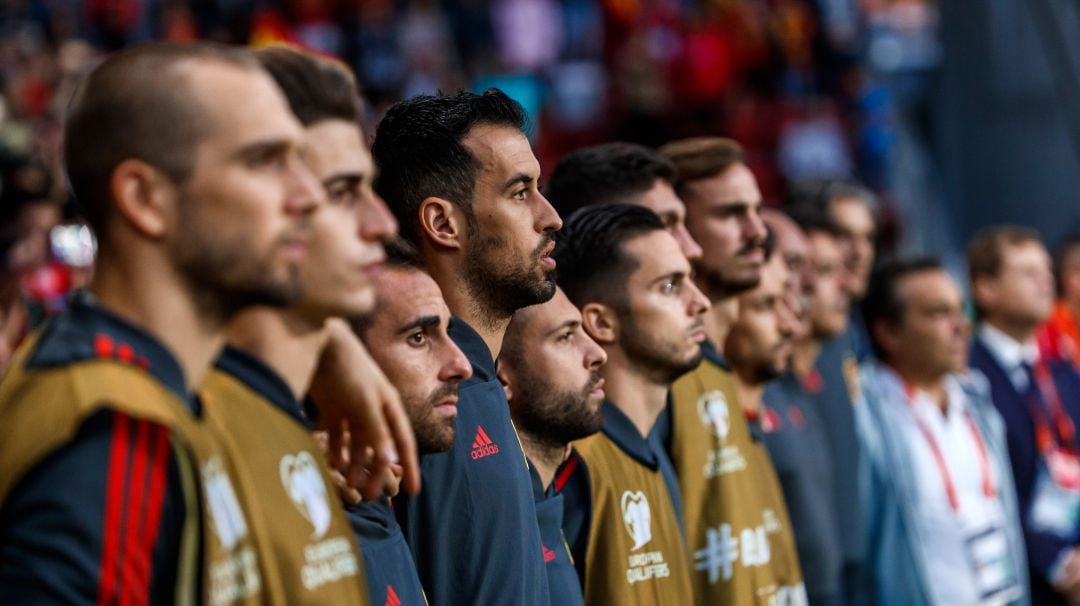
[968,226,1080,605]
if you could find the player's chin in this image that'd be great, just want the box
[771,357,790,376]
[586,391,605,409]
[535,264,557,284]
[432,424,457,454]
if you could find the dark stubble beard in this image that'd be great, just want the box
[619,312,704,385]
[171,191,305,322]
[746,338,791,385]
[462,228,557,321]
[511,369,605,448]
[693,239,766,299]
[749,355,785,385]
[409,381,460,455]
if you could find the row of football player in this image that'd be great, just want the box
[2,39,1078,606]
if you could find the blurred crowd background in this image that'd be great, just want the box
[0,0,1077,357]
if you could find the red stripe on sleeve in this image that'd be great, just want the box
[95,413,131,606]
[554,455,580,493]
[133,424,171,606]
[118,420,151,606]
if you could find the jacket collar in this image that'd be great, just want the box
[214,345,306,426]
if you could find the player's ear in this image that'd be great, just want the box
[111,159,174,239]
[581,302,617,345]
[970,277,997,316]
[870,319,900,360]
[419,197,466,251]
[496,364,514,402]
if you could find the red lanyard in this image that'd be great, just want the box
[906,385,996,513]
[1029,357,1077,454]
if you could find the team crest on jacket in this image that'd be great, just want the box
[698,390,730,441]
[203,457,249,550]
[621,490,653,550]
[280,451,332,539]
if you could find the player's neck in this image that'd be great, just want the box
[602,353,669,438]
[890,362,948,413]
[430,270,510,360]
[89,248,224,391]
[731,371,765,417]
[1067,296,1080,325]
[519,431,569,491]
[702,297,737,346]
[791,339,821,379]
[226,308,329,400]
[984,316,1036,345]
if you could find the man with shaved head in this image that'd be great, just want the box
[198,45,400,604]
[0,42,323,603]
[498,288,608,606]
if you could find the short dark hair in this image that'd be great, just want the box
[967,225,1045,317]
[349,238,426,337]
[254,45,361,126]
[383,237,426,272]
[657,137,744,197]
[552,203,665,308]
[371,90,528,245]
[789,179,879,222]
[861,256,944,361]
[63,42,259,240]
[968,226,1043,281]
[0,221,21,275]
[545,142,675,217]
[1054,230,1080,296]
[1,158,55,215]
[763,224,777,262]
[822,181,877,213]
[786,204,843,239]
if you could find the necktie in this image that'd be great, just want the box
[1020,361,1035,394]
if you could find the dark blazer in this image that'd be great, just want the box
[970,336,1080,605]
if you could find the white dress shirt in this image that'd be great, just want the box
[903,375,1010,605]
[978,324,1040,393]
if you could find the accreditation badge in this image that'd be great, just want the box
[964,509,1022,606]
[1047,448,1080,490]
[1029,451,1080,539]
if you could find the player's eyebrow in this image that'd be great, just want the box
[323,173,364,190]
[546,320,581,337]
[396,315,440,335]
[501,173,535,194]
[649,270,688,288]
